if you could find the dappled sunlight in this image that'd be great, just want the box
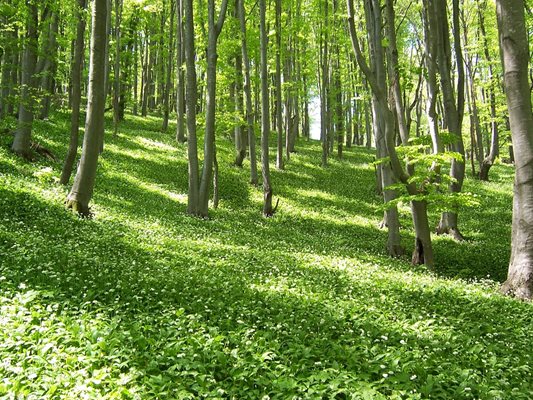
[1,111,531,398]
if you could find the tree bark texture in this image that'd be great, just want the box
[11,1,38,159]
[66,0,108,216]
[497,0,533,299]
[60,0,88,185]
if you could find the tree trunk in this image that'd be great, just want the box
[0,2,14,119]
[260,0,274,216]
[162,0,175,132]
[184,0,200,215]
[496,0,533,299]
[385,0,408,145]
[237,0,258,185]
[234,25,246,167]
[197,0,229,217]
[275,0,284,170]
[12,1,38,159]
[478,3,499,181]
[113,0,123,136]
[348,0,404,258]
[38,12,59,120]
[176,0,186,143]
[60,0,88,185]
[434,0,466,241]
[66,0,108,216]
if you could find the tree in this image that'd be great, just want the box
[185,0,229,217]
[11,0,39,159]
[496,0,533,300]
[176,0,186,143]
[260,0,275,216]
[60,0,88,185]
[237,0,258,185]
[66,0,109,215]
[113,0,124,136]
[433,0,466,241]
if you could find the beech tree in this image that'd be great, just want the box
[66,0,109,215]
[497,0,533,299]
[260,0,275,216]
[11,0,38,159]
[60,0,88,185]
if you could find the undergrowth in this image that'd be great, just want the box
[0,111,530,399]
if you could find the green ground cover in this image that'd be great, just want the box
[0,112,531,399]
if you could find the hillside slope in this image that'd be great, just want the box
[0,113,531,399]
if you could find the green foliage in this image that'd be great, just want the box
[0,112,529,399]
[375,137,480,213]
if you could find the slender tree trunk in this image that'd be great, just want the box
[176,0,186,142]
[0,1,14,119]
[12,1,38,159]
[60,0,88,185]
[7,29,19,117]
[422,1,442,157]
[141,32,152,117]
[385,0,408,145]
[133,30,139,115]
[497,0,533,300]
[434,0,466,241]
[237,0,257,185]
[260,0,274,216]
[348,0,403,258]
[66,0,108,216]
[275,0,284,170]
[162,0,175,132]
[478,2,499,181]
[234,16,246,167]
[113,0,123,136]
[184,0,200,215]
[197,0,229,217]
[38,12,59,120]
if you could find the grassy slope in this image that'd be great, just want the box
[0,112,531,399]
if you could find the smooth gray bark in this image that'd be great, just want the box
[434,0,466,240]
[66,0,108,216]
[275,0,284,170]
[162,0,175,132]
[237,0,258,184]
[38,12,58,120]
[60,0,87,185]
[348,0,403,258]
[12,1,38,159]
[260,0,274,216]
[184,0,200,215]
[234,36,246,167]
[197,0,229,217]
[113,0,123,136]
[497,0,533,299]
[176,0,186,143]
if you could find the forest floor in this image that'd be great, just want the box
[0,111,532,399]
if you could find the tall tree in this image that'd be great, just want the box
[237,0,258,185]
[11,0,39,159]
[275,0,284,170]
[162,0,175,132]
[260,0,275,216]
[497,0,533,299]
[434,0,466,241]
[184,0,199,214]
[176,0,186,143]
[196,0,229,216]
[113,0,124,136]
[185,0,229,217]
[66,0,109,215]
[60,0,88,185]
